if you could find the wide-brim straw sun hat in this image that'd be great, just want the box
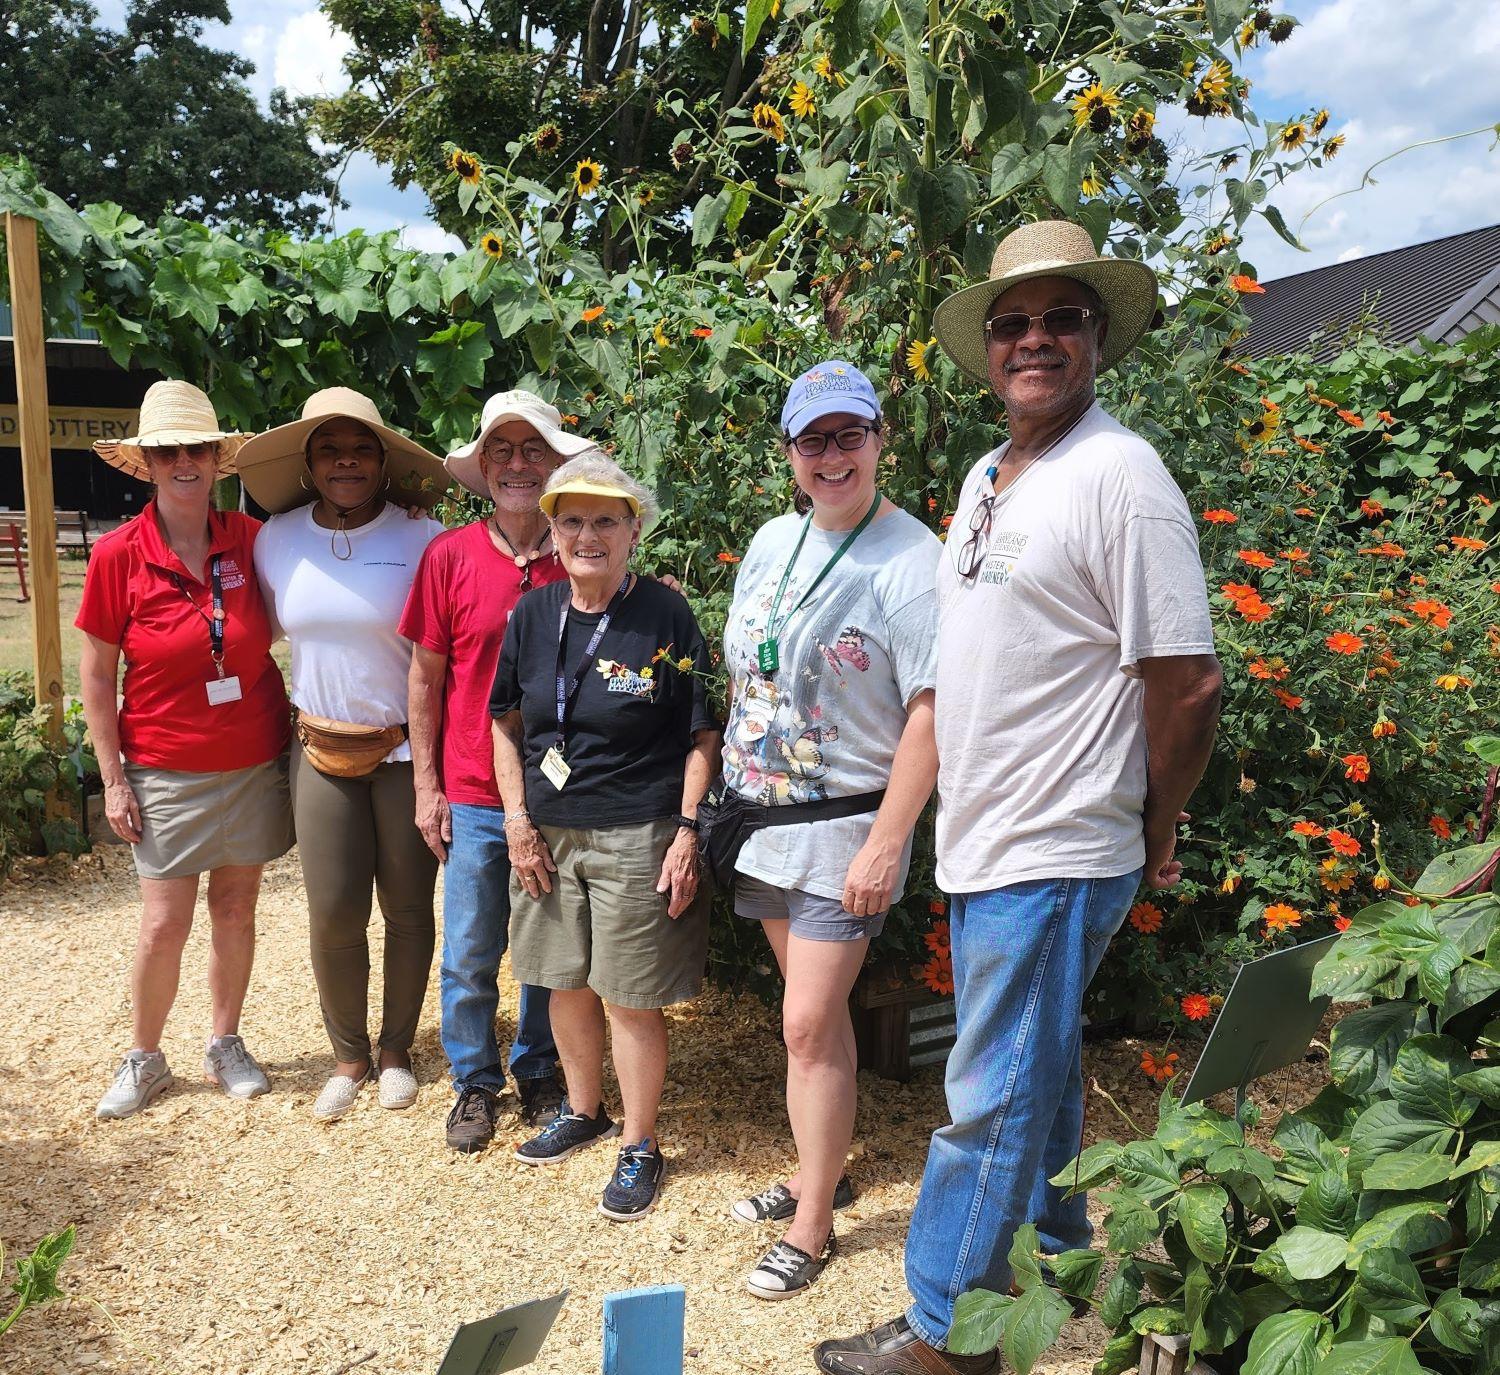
[933,219,1159,382]
[235,387,449,515]
[93,380,247,482]
[539,476,643,519]
[446,390,600,498]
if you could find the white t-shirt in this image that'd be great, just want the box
[722,506,940,902]
[254,504,445,764]
[935,401,1215,893]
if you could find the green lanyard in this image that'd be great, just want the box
[756,491,882,675]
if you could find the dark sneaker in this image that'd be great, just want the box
[445,1085,500,1154]
[747,1232,836,1300]
[518,1073,566,1128]
[598,1139,665,1221]
[514,1100,619,1165]
[814,1316,1000,1374]
[732,1174,855,1224]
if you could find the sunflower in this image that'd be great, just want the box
[813,53,848,88]
[447,148,482,184]
[1071,81,1121,132]
[636,185,656,208]
[573,158,604,197]
[1312,107,1330,134]
[1126,108,1155,153]
[652,320,670,349]
[1270,16,1296,42]
[1080,168,1106,197]
[671,140,694,168]
[1205,231,1233,256]
[1322,134,1346,159]
[752,102,787,141]
[1245,400,1281,443]
[1239,20,1258,47]
[905,336,936,381]
[788,81,816,118]
[533,123,562,154]
[1279,121,1307,152]
[478,231,504,259]
[1197,59,1232,99]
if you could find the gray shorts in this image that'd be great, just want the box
[734,874,886,943]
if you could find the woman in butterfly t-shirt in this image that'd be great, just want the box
[719,361,940,1300]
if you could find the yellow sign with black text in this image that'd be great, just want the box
[0,405,139,451]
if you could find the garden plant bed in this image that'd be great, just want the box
[0,848,1334,1373]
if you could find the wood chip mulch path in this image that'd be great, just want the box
[0,849,1327,1373]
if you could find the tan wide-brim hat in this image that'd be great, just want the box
[93,379,247,482]
[235,387,449,514]
[446,389,600,498]
[933,219,1159,382]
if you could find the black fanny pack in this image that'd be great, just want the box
[696,775,886,889]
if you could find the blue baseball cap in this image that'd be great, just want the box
[780,360,881,438]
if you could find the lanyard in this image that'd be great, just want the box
[553,574,632,751]
[758,492,881,671]
[170,554,227,679]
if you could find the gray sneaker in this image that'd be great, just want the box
[97,1050,174,1119]
[203,1035,270,1099]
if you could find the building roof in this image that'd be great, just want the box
[1240,223,1500,360]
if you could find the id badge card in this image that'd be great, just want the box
[205,675,243,706]
[540,746,572,791]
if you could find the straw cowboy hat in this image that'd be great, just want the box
[235,388,449,514]
[446,390,600,499]
[93,380,248,482]
[933,219,1159,382]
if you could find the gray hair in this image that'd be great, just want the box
[545,453,660,532]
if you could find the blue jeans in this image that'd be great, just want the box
[440,804,558,1092]
[904,870,1142,1347]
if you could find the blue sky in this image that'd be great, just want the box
[93,0,1500,280]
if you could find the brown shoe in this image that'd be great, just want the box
[813,1317,1000,1374]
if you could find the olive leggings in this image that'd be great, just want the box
[291,743,438,1064]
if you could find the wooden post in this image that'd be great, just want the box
[601,1285,685,1375]
[5,213,63,739]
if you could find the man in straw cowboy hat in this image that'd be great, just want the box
[815,222,1222,1372]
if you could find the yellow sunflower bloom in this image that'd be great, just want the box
[905,337,936,382]
[1312,107,1330,134]
[637,185,656,208]
[479,231,504,259]
[573,159,604,197]
[1322,134,1346,158]
[1126,108,1155,152]
[1198,59,1232,99]
[789,81,816,118]
[813,54,848,87]
[1071,81,1122,132]
[447,148,482,184]
[653,320,670,348]
[1081,168,1106,197]
[752,103,787,141]
[1279,121,1307,152]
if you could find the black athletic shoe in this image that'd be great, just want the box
[746,1232,837,1300]
[731,1174,855,1224]
[514,1100,620,1165]
[518,1072,566,1128]
[598,1139,665,1221]
[445,1085,500,1154]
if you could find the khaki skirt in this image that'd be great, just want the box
[122,755,294,880]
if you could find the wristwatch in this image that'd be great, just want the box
[674,813,700,833]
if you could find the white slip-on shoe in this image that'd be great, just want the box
[377,1065,418,1110]
[313,1067,372,1121]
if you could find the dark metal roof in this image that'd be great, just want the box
[1240,223,1500,360]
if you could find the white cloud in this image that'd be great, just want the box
[273,9,353,100]
[398,223,466,254]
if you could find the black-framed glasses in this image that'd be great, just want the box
[785,423,879,458]
[984,306,1101,346]
[484,439,552,464]
[957,493,998,580]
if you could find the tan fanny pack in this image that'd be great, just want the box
[296,712,408,779]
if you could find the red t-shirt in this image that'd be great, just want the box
[75,501,291,773]
[398,520,566,806]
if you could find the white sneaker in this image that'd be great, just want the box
[378,1064,418,1110]
[97,1050,174,1119]
[203,1035,270,1099]
[313,1068,371,1121]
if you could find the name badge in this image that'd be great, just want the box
[540,746,571,791]
[206,675,243,706]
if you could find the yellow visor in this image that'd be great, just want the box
[539,477,642,518]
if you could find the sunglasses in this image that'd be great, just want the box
[785,424,879,458]
[984,306,1101,345]
[145,442,218,461]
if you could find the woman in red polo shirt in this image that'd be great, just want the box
[78,381,292,1121]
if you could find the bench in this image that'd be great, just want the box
[1,510,93,601]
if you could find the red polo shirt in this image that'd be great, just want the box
[398,520,566,806]
[76,501,290,772]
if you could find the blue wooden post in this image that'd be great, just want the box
[601,1285,685,1375]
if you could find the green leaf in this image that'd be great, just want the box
[1353,1246,1428,1323]
[1051,1142,1121,1193]
[309,257,377,327]
[1468,735,1500,766]
[1092,1332,1142,1375]
[1388,1034,1479,1127]
[691,190,730,249]
[1243,1310,1330,1375]
[10,1224,75,1309]
[1330,1002,1419,1096]
[1347,1100,1455,1183]
[1314,1337,1423,1375]
[1116,1142,1180,1201]
[1451,1140,1500,1178]
[1239,1283,1295,1329]
[1098,1263,1142,1329]
[1428,1288,1483,1353]
[1460,1226,1500,1290]
[1129,1305,1187,1336]
[742,0,776,54]
[1418,937,1466,1006]
[1002,1281,1073,1374]
[415,320,493,398]
[1047,1249,1103,1300]
[990,144,1045,201]
[1157,1106,1242,1161]
[1416,840,1500,896]
[1007,1222,1044,1289]
[491,281,540,338]
[1100,1189,1162,1253]
[1297,1169,1356,1236]
[1204,0,1244,43]
[1193,1282,1244,1355]
[1361,1148,1460,1191]
[1273,1225,1349,1280]
[1347,1201,1450,1266]
[949,1288,1011,1355]
[1175,1184,1229,1264]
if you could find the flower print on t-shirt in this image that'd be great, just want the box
[595,656,658,699]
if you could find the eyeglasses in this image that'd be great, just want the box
[956,493,998,581]
[984,306,1101,345]
[785,424,879,458]
[145,442,217,461]
[552,514,630,537]
[484,440,552,464]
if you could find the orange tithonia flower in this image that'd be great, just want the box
[1334,915,1352,932]
[1279,547,1311,561]
[1320,858,1355,892]
[581,305,606,322]
[1237,595,1274,623]
[1342,753,1372,782]
[1372,717,1397,739]
[1336,408,1365,427]
[1129,901,1164,934]
[1373,873,1391,891]
[1221,581,1256,601]
[1181,993,1212,1021]
[1327,829,1361,857]
[1326,631,1365,655]
[1140,1050,1179,1082]
[1272,687,1304,710]
[1263,903,1303,932]
[1360,498,1385,518]
[1410,599,1454,628]
[1292,820,1325,838]
[1451,536,1488,551]
[1430,815,1452,840]
[1435,673,1473,691]
[1229,274,1265,294]
[1294,435,1327,454]
[1237,549,1275,569]
[1202,508,1238,524]
[1359,542,1407,558]
[1248,659,1274,680]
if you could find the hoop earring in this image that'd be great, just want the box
[299,472,314,492]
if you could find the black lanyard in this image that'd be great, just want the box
[553,574,631,752]
[170,554,226,678]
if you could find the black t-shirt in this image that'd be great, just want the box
[489,576,719,828]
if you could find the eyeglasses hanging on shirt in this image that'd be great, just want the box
[170,555,243,705]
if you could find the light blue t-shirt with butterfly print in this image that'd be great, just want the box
[721,505,940,904]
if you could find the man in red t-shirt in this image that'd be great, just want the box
[400,391,600,1153]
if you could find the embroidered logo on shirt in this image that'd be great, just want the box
[595,658,657,698]
[218,558,246,590]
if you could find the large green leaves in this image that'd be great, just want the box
[1353,1247,1428,1324]
[1175,1184,1229,1264]
[416,320,493,399]
[1243,1310,1331,1375]
[1330,1002,1420,1096]
[1268,1225,1348,1280]
[1314,1338,1424,1375]
[1388,1035,1480,1127]
[1347,1202,1450,1266]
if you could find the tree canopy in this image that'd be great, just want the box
[1,0,339,235]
